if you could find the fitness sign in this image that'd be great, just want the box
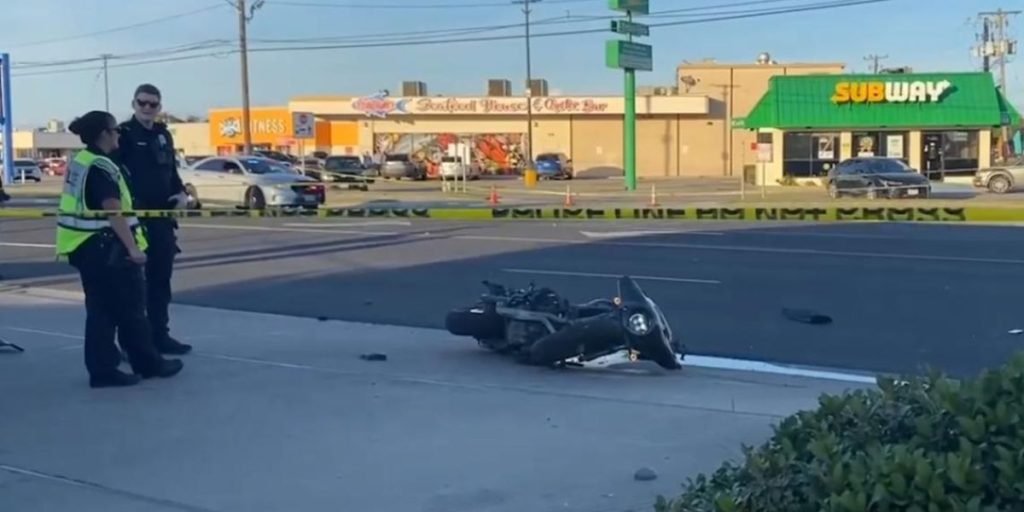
[831,79,953,104]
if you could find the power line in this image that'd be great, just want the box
[10,0,892,78]
[9,0,836,68]
[269,0,592,8]
[6,4,228,49]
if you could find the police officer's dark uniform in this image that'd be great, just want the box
[57,112,184,387]
[116,116,192,355]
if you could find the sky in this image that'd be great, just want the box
[1,0,1021,127]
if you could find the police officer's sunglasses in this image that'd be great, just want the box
[135,99,160,109]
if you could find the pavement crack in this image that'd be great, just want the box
[0,463,223,512]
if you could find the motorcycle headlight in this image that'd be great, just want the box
[626,312,651,336]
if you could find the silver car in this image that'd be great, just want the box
[4,159,44,182]
[181,155,325,209]
[973,157,1024,194]
[381,153,426,180]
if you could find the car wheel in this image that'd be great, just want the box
[866,186,879,200]
[918,187,931,198]
[988,175,1012,194]
[245,187,266,210]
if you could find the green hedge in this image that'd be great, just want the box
[656,352,1024,512]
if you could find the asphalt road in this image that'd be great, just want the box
[3,216,1024,378]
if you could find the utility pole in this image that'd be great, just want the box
[101,53,112,111]
[864,54,888,74]
[976,9,1020,161]
[228,0,264,154]
[513,0,540,174]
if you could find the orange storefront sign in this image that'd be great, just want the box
[209,107,299,147]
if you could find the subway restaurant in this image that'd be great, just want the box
[735,72,1021,185]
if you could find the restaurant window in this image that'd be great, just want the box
[783,132,840,177]
[851,131,909,163]
[921,130,979,179]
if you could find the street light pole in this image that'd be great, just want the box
[514,0,540,170]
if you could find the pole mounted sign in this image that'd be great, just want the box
[0,52,13,186]
[605,0,651,192]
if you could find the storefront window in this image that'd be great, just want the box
[783,132,840,177]
[851,131,909,163]
[921,131,979,179]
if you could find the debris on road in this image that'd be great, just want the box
[360,353,388,362]
[782,308,833,325]
[633,467,658,481]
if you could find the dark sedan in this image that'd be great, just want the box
[826,157,931,199]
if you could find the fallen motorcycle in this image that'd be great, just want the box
[445,276,685,370]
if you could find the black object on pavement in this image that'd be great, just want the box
[360,353,388,362]
[782,308,833,325]
[0,336,24,352]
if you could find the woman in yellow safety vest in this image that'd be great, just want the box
[56,111,184,388]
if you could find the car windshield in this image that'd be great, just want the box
[325,158,361,170]
[536,154,560,161]
[867,159,912,173]
[14,160,36,166]
[243,158,290,174]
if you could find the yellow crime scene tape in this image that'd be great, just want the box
[5,205,1024,222]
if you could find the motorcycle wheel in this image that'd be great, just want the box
[445,306,504,339]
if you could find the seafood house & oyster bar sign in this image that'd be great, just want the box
[351,93,611,118]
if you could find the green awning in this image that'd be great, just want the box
[739,72,1015,130]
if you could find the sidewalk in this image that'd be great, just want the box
[0,287,868,512]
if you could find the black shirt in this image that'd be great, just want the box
[83,145,122,211]
[114,116,184,211]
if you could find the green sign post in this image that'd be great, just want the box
[606,0,651,192]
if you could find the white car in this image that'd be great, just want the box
[4,159,43,182]
[181,155,325,210]
[439,156,479,180]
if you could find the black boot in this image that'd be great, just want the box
[136,359,185,379]
[90,370,142,388]
[156,337,192,355]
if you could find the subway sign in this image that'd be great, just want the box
[831,80,952,104]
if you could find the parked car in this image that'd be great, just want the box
[3,159,43,182]
[973,157,1024,194]
[439,156,480,180]
[534,152,573,180]
[826,157,931,199]
[181,155,325,210]
[381,153,426,180]
[324,155,375,182]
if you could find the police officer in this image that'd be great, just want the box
[115,84,192,355]
[57,110,184,388]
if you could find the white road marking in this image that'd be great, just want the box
[580,230,723,239]
[0,303,877,385]
[459,235,1024,265]
[0,242,55,249]
[179,223,400,236]
[282,220,411,228]
[502,268,721,285]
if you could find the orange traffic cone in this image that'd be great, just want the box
[649,184,660,207]
[563,185,575,207]
[488,186,500,206]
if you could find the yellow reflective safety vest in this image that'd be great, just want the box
[55,149,148,259]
